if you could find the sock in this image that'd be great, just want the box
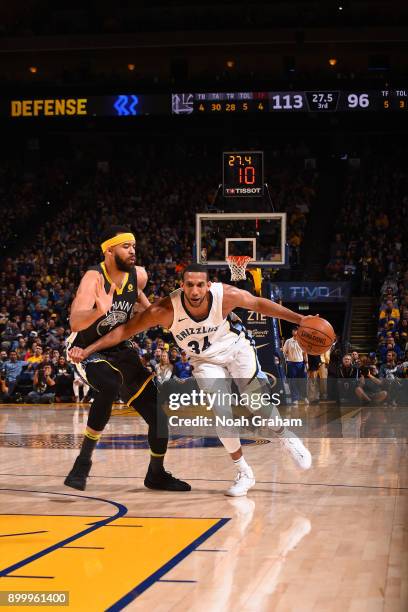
[149,453,165,475]
[79,430,101,460]
[233,455,250,473]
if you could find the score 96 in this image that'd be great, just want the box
[228,155,256,185]
[347,93,369,108]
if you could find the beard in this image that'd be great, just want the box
[114,253,134,272]
[185,294,206,308]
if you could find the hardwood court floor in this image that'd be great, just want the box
[0,403,407,611]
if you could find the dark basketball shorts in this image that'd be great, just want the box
[68,346,155,406]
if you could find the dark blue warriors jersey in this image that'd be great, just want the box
[68,262,138,351]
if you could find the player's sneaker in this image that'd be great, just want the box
[144,467,191,491]
[225,468,255,497]
[278,430,312,470]
[64,456,92,491]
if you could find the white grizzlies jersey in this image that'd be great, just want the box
[169,282,247,360]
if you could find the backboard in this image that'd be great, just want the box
[196,212,287,268]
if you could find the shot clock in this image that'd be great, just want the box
[223,151,264,197]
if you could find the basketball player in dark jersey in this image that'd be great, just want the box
[64,225,190,492]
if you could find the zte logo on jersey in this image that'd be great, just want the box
[226,187,262,195]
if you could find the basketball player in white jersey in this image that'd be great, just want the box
[69,264,313,496]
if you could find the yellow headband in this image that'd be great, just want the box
[101,233,135,253]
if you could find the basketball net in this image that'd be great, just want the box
[226,256,252,281]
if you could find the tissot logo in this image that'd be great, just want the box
[226,187,262,195]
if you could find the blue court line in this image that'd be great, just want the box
[0,531,48,538]
[106,517,230,611]
[158,579,197,583]
[1,472,406,490]
[0,474,406,490]
[6,575,54,579]
[195,549,227,552]
[0,512,227,520]
[63,546,105,550]
[186,478,408,491]
[88,517,143,529]
[0,488,127,578]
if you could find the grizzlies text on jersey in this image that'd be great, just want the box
[169,282,253,361]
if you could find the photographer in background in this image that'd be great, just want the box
[54,355,74,402]
[27,364,56,404]
[337,354,360,404]
[379,350,406,406]
[356,365,387,405]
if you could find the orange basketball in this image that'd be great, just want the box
[297,316,335,355]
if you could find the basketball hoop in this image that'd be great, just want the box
[226,256,252,281]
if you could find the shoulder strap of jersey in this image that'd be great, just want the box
[169,289,183,329]
[86,264,137,293]
[210,282,224,319]
[130,266,137,290]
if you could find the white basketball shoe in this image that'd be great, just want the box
[225,466,256,497]
[278,429,312,470]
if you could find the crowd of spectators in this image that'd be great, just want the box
[2,146,407,406]
[322,154,408,404]
[325,158,408,294]
[269,167,315,267]
[0,160,72,250]
[0,154,315,403]
[285,330,408,407]
[0,333,195,404]
[303,274,408,406]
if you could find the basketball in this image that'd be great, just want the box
[297,316,335,355]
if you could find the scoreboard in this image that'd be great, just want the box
[171,90,408,114]
[223,152,264,197]
[4,89,408,118]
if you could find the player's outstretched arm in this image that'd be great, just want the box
[222,284,307,325]
[69,298,173,362]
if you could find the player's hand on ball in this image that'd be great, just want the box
[68,347,87,363]
[298,315,335,356]
[301,314,320,322]
[95,274,116,316]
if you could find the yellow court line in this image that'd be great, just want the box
[0,514,227,611]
